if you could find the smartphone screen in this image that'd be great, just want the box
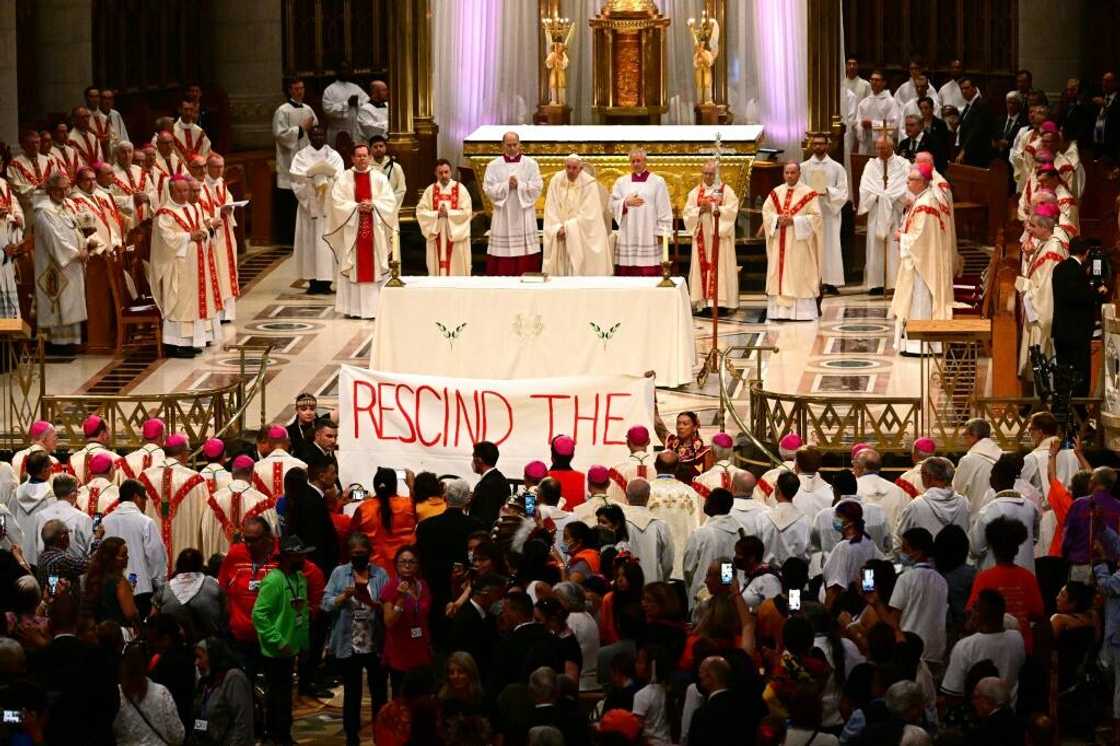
[788,588,801,611]
[524,492,537,517]
[862,569,875,592]
[1093,259,1103,275]
[92,513,103,531]
[48,575,59,596]
[720,562,733,585]
[2,710,21,725]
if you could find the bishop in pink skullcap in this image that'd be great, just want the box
[267,424,289,441]
[1040,120,1059,134]
[914,162,933,182]
[913,437,936,455]
[82,414,105,438]
[1035,161,1057,175]
[88,453,114,475]
[28,421,53,439]
[524,460,548,481]
[552,435,576,458]
[1034,149,1053,163]
[165,433,189,450]
[201,438,225,460]
[1033,201,1059,220]
[851,442,871,459]
[587,465,610,485]
[626,425,650,447]
[778,433,802,458]
[711,432,734,449]
[231,455,255,471]
[141,418,165,441]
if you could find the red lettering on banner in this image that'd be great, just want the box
[573,394,601,445]
[376,382,398,441]
[352,381,378,438]
[415,385,442,446]
[394,384,417,444]
[481,391,514,445]
[530,394,569,441]
[603,393,629,445]
[453,390,480,447]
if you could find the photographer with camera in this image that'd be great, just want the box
[1053,236,1108,397]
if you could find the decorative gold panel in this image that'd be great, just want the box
[466,154,754,218]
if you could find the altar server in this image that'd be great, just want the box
[357,80,390,142]
[483,131,543,275]
[417,158,473,276]
[542,154,611,276]
[610,148,672,277]
[683,159,739,310]
[273,78,317,193]
[761,162,822,320]
[324,143,397,319]
[890,163,955,355]
[801,134,848,293]
[150,176,222,357]
[855,72,901,154]
[321,61,368,146]
[370,135,406,208]
[290,125,344,293]
[205,154,240,320]
[34,173,89,347]
[858,137,910,294]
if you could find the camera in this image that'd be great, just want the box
[719,562,733,585]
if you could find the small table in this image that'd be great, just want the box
[905,318,992,440]
[369,276,697,386]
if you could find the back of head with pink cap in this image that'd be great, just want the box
[778,433,802,457]
[201,438,225,460]
[524,460,548,481]
[552,435,576,458]
[89,453,114,475]
[28,420,53,440]
[231,455,255,471]
[626,425,650,447]
[141,418,166,441]
[165,433,189,450]
[913,436,936,455]
[267,424,289,442]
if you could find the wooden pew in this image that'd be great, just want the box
[982,222,1023,396]
[946,160,1009,245]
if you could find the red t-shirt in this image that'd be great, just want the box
[966,564,1045,653]
[548,469,587,509]
[219,542,327,643]
[379,577,433,672]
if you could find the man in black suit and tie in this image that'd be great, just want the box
[1091,71,1119,161]
[417,477,485,641]
[995,91,1029,162]
[898,114,947,173]
[447,573,506,677]
[1052,238,1107,397]
[490,591,563,695]
[469,440,510,527]
[687,656,740,746]
[298,417,339,473]
[956,78,995,166]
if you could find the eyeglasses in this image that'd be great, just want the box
[397,557,418,566]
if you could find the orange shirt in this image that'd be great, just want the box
[415,497,448,523]
[548,468,587,509]
[967,564,1045,653]
[348,495,418,573]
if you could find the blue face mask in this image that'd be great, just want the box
[558,540,569,555]
[832,518,846,534]
[899,553,916,567]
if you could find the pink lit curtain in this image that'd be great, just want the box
[747,0,808,157]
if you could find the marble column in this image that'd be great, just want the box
[805,0,842,153]
[34,0,92,120]
[1017,0,1084,95]
[412,0,438,194]
[0,0,17,145]
[211,0,283,150]
[388,0,421,207]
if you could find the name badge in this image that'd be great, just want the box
[193,719,208,732]
[410,626,423,639]
[247,580,261,592]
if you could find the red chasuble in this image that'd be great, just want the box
[354,171,376,282]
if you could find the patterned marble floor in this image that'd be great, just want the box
[44,247,956,445]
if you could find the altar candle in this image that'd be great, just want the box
[661,233,669,263]
[392,230,401,263]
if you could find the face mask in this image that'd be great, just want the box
[832,518,845,534]
[558,540,570,555]
[351,555,370,571]
[899,554,915,567]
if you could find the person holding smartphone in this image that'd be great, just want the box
[819,501,883,609]
[380,545,432,693]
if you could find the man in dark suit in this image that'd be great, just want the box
[283,465,339,574]
[298,416,339,474]
[448,573,506,678]
[469,440,510,527]
[1056,77,1094,146]
[687,656,740,746]
[956,78,995,166]
[1052,238,1106,397]
[898,114,947,173]
[490,591,562,694]
[994,91,1029,162]
[417,477,485,641]
[1091,71,1119,161]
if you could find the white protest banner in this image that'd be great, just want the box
[337,365,656,486]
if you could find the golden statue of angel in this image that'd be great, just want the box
[543,16,575,106]
[687,12,720,105]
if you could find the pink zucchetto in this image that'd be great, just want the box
[524,461,548,481]
[201,438,225,460]
[1034,149,1054,164]
[28,421,53,439]
[1035,161,1057,175]
[1033,201,1059,219]
[165,433,189,449]
[711,432,734,449]
[914,162,933,181]
[587,465,610,485]
[851,442,871,459]
[1040,120,1059,134]
[89,453,114,475]
[141,418,165,440]
[82,414,105,438]
[552,435,576,458]
[267,424,288,441]
[626,425,650,447]
[914,437,937,454]
[778,433,802,458]
[231,455,255,471]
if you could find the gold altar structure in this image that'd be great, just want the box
[589,0,670,124]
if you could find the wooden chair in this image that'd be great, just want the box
[105,247,163,358]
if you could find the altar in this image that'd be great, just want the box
[368,276,697,386]
[462,124,764,217]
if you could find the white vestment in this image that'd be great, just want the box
[683,182,739,308]
[1009,126,1040,194]
[110,164,155,228]
[855,91,901,153]
[114,444,166,484]
[842,75,872,105]
[938,79,967,111]
[7,154,56,209]
[417,180,473,276]
[606,452,653,503]
[272,100,317,190]
[543,170,612,276]
[252,449,307,501]
[0,180,24,318]
[756,503,812,564]
[204,177,240,319]
[483,156,543,258]
[841,88,859,181]
[856,473,911,549]
[171,119,210,160]
[858,154,910,290]
[150,200,222,347]
[324,168,398,319]
[375,157,407,209]
[67,129,102,168]
[691,461,750,499]
[623,506,675,584]
[647,476,704,579]
[76,477,121,517]
[70,188,121,254]
[92,109,129,151]
[952,438,1005,517]
[1016,235,1067,372]
[683,514,742,607]
[137,459,210,567]
[801,155,848,287]
[890,186,956,354]
[895,89,942,137]
[970,492,1040,571]
[321,81,369,145]
[290,144,344,283]
[761,183,822,319]
[69,442,113,485]
[200,479,278,559]
[609,172,672,268]
[357,102,389,141]
[33,198,87,343]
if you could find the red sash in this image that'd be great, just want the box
[353,171,376,282]
[156,205,223,317]
[251,461,285,501]
[97,192,126,240]
[174,126,201,160]
[692,466,732,499]
[70,131,99,166]
[1028,250,1065,279]
[896,477,919,499]
[433,183,460,275]
[138,467,205,569]
[694,186,724,301]
[757,477,774,497]
[768,187,816,295]
[212,181,240,297]
[114,168,150,222]
[116,449,155,481]
[9,156,50,187]
[70,193,113,239]
[903,204,944,232]
[92,113,111,142]
[53,148,79,179]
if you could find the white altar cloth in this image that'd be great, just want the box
[369,276,697,386]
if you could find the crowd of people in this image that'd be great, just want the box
[0,395,1115,745]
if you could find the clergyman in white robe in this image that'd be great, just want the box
[34,180,88,344]
[801,144,848,289]
[272,84,317,191]
[290,136,344,287]
[542,157,611,276]
[682,165,739,310]
[761,164,823,320]
[0,179,24,319]
[324,155,397,319]
[416,167,473,277]
[321,74,369,146]
[609,151,672,276]
[855,83,901,154]
[858,143,910,291]
[482,135,543,275]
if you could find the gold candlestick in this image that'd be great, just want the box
[386,259,405,288]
